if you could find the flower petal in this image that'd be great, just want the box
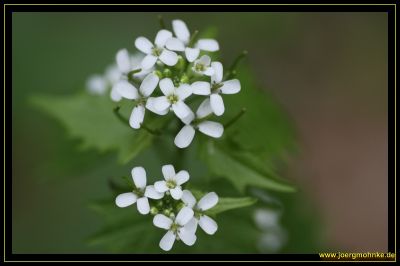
[145,97,169,115]
[152,96,171,111]
[159,50,178,66]
[175,170,189,185]
[181,190,197,208]
[198,121,224,138]
[87,75,107,95]
[166,37,185,52]
[176,84,192,100]
[211,61,223,83]
[174,125,195,149]
[199,215,218,235]
[196,39,219,52]
[115,192,137,208]
[180,110,195,125]
[197,192,219,211]
[178,229,197,246]
[155,29,173,48]
[153,214,173,229]
[183,217,198,235]
[162,164,175,180]
[154,181,169,193]
[135,37,154,54]
[129,105,145,129]
[141,54,158,70]
[185,47,200,62]
[170,186,183,200]
[115,80,139,100]
[198,55,211,66]
[175,206,194,226]
[159,230,176,251]
[203,67,215,77]
[110,87,122,102]
[131,166,147,189]
[172,101,192,119]
[191,81,211,96]
[159,78,175,95]
[210,93,225,116]
[145,185,164,200]
[196,98,212,119]
[116,49,131,73]
[220,79,241,94]
[172,19,190,44]
[136,197,150,215]
[139,73,159,97]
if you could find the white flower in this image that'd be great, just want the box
[154,164,190,200]
[113,72,160,129]
[153,206,196,251]
[115,166,164,215]
[166,19,219,62]
[109,50,151,102]
[152,78,193,120]
[174,99,223,149]
[135,29,179,70]
[86,74,107,95]
[181,190,219,235]
[192,55,215,76]
[192,61,241,116]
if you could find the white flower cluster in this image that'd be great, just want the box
[86,19,241,149]
[115,165,219,251]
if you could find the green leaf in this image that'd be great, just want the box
[30,93,155,164]
[199,138,295,193]
[206,197,257,216]
[223,66,297,161]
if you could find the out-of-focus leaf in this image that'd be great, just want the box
[88,198,261,253]
[30,93,156,164]
[223,66,297,162]
[199,138,295,193]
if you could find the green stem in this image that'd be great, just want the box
[113,106,160,136]
[225,50,248,80]
[224,108,247,129]
[188,30,199,47]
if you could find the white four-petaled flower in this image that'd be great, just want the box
[115,167,164,214]
[166,19,219,62]
[182,190,219,235]
[153,207,196,251]
[113,73,160,129]
[174,99,223,149]
[154,164,190,200]
[193,61,241,116]
[152,78,193,120]
[192,55,215,76]
[135,30,179,70]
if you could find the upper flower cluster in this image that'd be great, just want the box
[87,19,241,149]
[115,165,219,251]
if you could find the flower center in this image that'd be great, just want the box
[211,82,223,93]
[170,222,180,233]
[152,47,163,57]
[167,94,179,104]
[132,187,144,197]
[166,179,177,189]
[194,63,206,72]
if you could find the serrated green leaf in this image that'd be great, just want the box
[206,197,257,216]
[30,93,155,164]
[200,139,295,193]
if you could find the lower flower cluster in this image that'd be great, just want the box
[115,164,219,251]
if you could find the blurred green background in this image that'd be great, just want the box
[12,12,388,253]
